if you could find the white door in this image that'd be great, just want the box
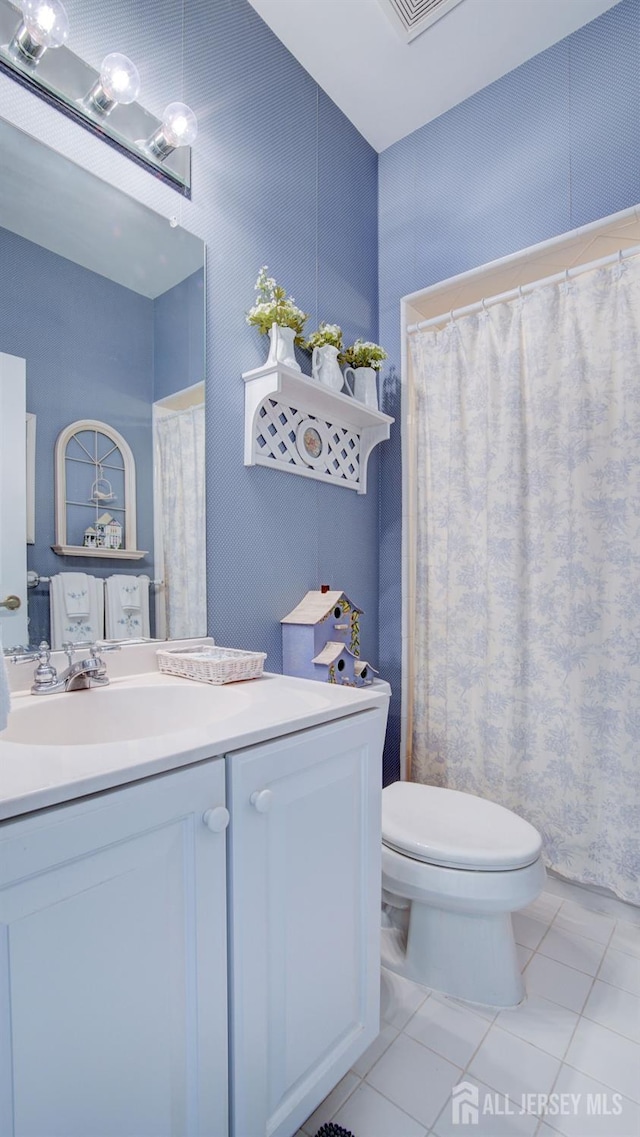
[228,709,385,1137]
[0,758,229,1137]
[0,353,28,646]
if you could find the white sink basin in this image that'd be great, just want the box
[2,681,252,746]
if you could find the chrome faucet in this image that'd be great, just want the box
[11,640,120,695]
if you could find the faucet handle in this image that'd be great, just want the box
[92,641,121,655]
[11,641,51,665]
[33,642,58,689]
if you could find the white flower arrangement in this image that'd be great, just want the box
[305,322,343,352]
[340,338,388,371]
[246,265,308,340]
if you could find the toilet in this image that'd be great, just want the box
[381,780,545,1007]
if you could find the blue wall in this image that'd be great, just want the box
[378,0,640,782]
[0,0,381,672]
[154,269,205,401]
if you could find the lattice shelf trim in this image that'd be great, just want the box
[243,363,393,495]
[257,399,360,488]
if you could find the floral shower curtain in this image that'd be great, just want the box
[154,403,206,639]
[409,254,640,903]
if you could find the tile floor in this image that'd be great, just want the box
[300,879,640,1137]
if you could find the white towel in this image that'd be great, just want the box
[50,574,105,650]
[105,575,150,640]
[62,573,91,618]
[0,633,10,731]
[118,577,140,611]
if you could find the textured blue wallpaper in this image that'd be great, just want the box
[378,0,640,783]
[0,0,381,674]
[153,268,205,401]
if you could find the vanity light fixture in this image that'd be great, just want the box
[144,102,198,161]
[8,0,69,65]
[0,0,194,192]
[83,52,140,116]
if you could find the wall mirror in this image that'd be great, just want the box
[0,114,206,648]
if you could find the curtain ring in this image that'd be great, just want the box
[481,298,488,313]
[449,309,455,324]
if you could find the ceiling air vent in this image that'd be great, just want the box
[377,0,466,44]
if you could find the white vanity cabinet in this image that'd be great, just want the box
[0,758,229,1137]
[227,708,383,1137]
[0,695,386,1137]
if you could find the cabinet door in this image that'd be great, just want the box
[228,708,384,1137]
[0,759,228,1137]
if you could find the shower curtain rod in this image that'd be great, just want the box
[407,242,640,335]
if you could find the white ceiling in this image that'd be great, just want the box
[0,119,203,298]
[247,0,623,152]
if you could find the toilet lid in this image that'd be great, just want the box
[382,782,542,871]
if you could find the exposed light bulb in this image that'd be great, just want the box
[10,0,69,64]
[84,53,140,115]
[145,102,198,160]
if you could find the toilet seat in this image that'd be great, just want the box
[382,782,542,871]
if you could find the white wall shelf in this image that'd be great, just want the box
[51,545,148,560]
[242,363,394,495]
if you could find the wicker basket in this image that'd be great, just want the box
[156,645,267,685]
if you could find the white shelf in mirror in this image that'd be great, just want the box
[51,545,148,560]
[242,363,394,495]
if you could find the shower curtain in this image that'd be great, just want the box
[409,254,640,904]
[154,403,206,639]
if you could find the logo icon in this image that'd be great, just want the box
[452,1081,479,1125]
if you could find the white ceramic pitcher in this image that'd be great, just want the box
[343,365,378,410]
[311,344,344,391]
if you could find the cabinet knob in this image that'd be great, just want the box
[203,806,230,832]
[250,789,273,813]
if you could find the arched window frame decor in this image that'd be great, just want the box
[53,418,147,559]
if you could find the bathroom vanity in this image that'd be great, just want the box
[0,651,388,1137]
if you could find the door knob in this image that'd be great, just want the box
[0,595,21,611]
[250,789,273,813]
[203,806,230,832]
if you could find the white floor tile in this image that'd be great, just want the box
[610,921,640,959]
[431,1075,539,1136]
[517,944,534,969]
[540,1062,640,1137]
[366,1032,462,1130]
[565,1017,640,1104]
[496,994,579,1059]
[513,913,549,950]
[553,901,615,945]
[583,979,640,1044]
[404,992,490,1068]
[542,876,640,925]
[468,1024,561,1101]
[597,945,640,996]
[524,953,594,1013]
[381,967,430,1030]
[301,1071,360,1135]
[537,928,606,976]
[351,1023,399,1078]
[441,993,498,1024]
[333,1081,428,1137]
[521,891,563,926]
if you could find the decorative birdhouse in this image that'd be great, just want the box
[281,587,376,685]
[83,525,97,548]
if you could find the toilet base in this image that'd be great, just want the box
[381,901,525,1007]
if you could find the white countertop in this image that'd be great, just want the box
[0,642,388,822]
